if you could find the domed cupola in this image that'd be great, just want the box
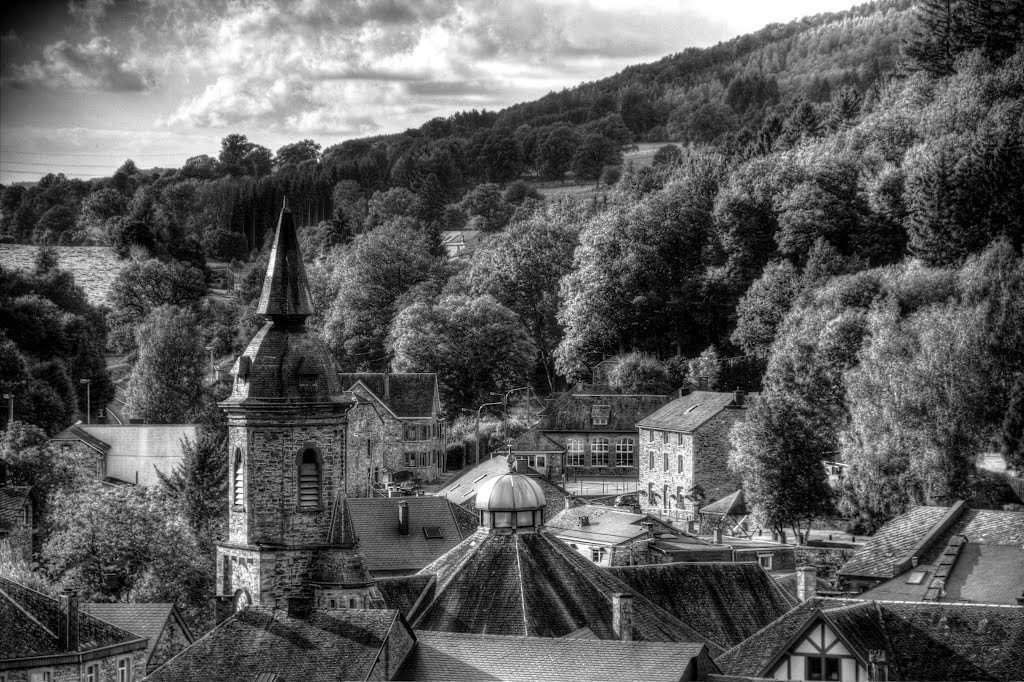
[475,456,546,533]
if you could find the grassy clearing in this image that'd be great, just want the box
[533,141,679,201]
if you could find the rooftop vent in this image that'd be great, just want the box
[578,515,590,527]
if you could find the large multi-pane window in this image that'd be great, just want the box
[565,438,583,466]
[615,438,634,467]
[591,438,610,466]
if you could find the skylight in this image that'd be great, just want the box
[473,474,487,483]
[685,405,698,413]
[906,570,927,585]
[423,526,444,539]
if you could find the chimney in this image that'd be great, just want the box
[639,521,655,539]
[612,593,634,641]
[58,591,79,652]
[797,566,817,601]
[565,495,574,510]
[578,515,590,527]
[398,500,409,535]
[0,460,6,486]
[698,376,709,391]
[213,594,235,625]
[734,388,745,406]
[712,528,723,545]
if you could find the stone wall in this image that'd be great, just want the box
[637,429,695,516]
[692,408,745,505]
[6,649,147,682]
[227,408,347,547]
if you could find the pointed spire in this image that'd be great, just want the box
[256,199,313,322]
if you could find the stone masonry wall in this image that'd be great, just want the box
[227,409,347,547]
[693,408,745,505]
[548,431,639,479]
[6,648,148,682]
[637,428,695,516]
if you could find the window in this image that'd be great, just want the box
[423,526,444,539]
[591,404,610,426]
[648,429,654,442]
[663,484,669,509]
[648,452,654,469]
[417,451,429,467]
[86,664,100,682]
[590,547,606,563]
[676,433,683,445]
[349,598,358,608]
[906,570,927,585]
[615,438,634,467]
[233,448,244,507]
[677,454,684,472]
[566,439,583,466]
[648,482,654,499]
[758,554,773,570]
[298,448,321,508]
[118,658,132,682]
[405,451,416,467]
[591,438,609,466]
[29,673,51,682]
[329,598,337,608]
[663,452,669,471]
[522,454,546,469]
[807,656,842,681]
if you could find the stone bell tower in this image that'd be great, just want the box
[215,199,356,612]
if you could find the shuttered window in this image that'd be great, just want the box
[299,449,320,508]
[233,449,244,507]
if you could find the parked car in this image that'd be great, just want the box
[384,470,417,495]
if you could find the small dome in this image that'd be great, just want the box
[475,474,546,512]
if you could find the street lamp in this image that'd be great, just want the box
[79,378,91,424]
[489,386,533,437]
[2,393,13,424]
[463,401,503,466]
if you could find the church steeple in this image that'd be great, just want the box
[257,198,313,323]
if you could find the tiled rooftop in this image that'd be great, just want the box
[396,630,715,681]
[50,423,110,452]
[838,505,951,579]
[0,485,32,527]
[636,391,747,432]
[340,373,438,418]
[609,562,797,649]
[507,428,565,453]
[80,602,189,664]
[344,497,464,574]
[546,504,685,545]
[144,608,406,682]
[538,384,669,432]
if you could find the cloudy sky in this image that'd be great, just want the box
[1,0,858,184]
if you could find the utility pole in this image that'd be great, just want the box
[2,393,12,424]
[466,402,503,466]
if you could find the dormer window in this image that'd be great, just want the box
[591,405,610,426]
[298,373,318,397]
[233,449,244,508]
[298,448,321,508]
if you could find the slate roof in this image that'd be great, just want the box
[838,505,951,579]
[339,373,438,418]
[0,485,32,527]
[700,490,747,516]
[716,598,1024,681]
[309,549,374,585]
[546,504,696,546]
[410,528,723,653]
[256,202,314,319]
[507,428,565,453]
[375,574,435,620]
[862,542,1024,604]
[50,424,110,453]
[773,572,837,601]
[537,383,669,432]
[145,608,409,682]
[344,497,464,574]
[80,602,192,665]
[0,578,145,660]
[608,562,797,650]
[635,391,746,432]
[396,630,715,681]
[917,508,1024,564]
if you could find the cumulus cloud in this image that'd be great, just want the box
[3,36,155,91]
[68,0,116,33]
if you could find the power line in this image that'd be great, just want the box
[1,150,190,158]
[0,162,132,170]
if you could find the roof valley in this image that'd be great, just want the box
[515,535,530,637]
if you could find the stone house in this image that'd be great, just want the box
[0,579,148,681]
[340,372,444,496]
[0,484,36,562]
[508,383,670,479]
[79,603,194,677]
[635,388,753,518]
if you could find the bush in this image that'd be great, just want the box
[203,229,249,262]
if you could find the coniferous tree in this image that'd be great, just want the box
[905,0,963,77]
[156,430,228,552]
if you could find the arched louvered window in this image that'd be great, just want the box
[298,448,321,508]
[233,449,244,508]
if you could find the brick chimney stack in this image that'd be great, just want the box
[612,593,634,641]
[58,591,79,652]
[398,500,409,536]
[734,388,746,406]
[698,376,709,391]
[797,566,817,601]
[712,528,723,544]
